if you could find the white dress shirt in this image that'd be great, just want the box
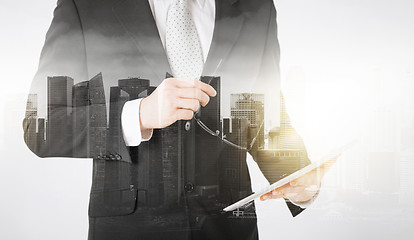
[121,0,215,146]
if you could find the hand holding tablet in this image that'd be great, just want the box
[223,141,356,212]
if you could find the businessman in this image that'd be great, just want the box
[24,0,328,239]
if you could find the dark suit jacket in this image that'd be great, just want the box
[23,0,308,239]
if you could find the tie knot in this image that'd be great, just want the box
[176,0,189,7]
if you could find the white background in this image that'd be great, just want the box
[1,0,414,239]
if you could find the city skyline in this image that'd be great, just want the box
[24,72,310,219]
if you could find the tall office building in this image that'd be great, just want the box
[107,77,165,207]
[120,78,162,207]
[107,77,149,157]
[72,81,89,157]
[268,127,280,149]
[72,73,107,157]
[105,85,134,195]
[89,74,108,192]
[89,73,107,157]
[230,93,265,150]
[26,94,38,118]
[107,87,129,156]
[253,94,308,187]
[47,76,74,156]
[192,76,221,200]
[161,122,181,207]
[160,122,179,207]
[36,118,46,153]
[279,94,304,150]
[220,117,250,203]
[118,77,150,99]
[24,94,38,151]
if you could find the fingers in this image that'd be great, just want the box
[176,109,194,120]
[173,78,217,97]
[260,183,289,201]
[260,159,337,202]
[165,78,216,107]
[278,185,307,201]
[260,192,273,201]
[194,80,217,97]
[177,98,200,112]
[261,186,307,202]
[177,88,211,107]
[260,181,318,202]
[290,161,333,187]
[142,78,216,129]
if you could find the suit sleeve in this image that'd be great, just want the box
[252,1,310,217]
[23,0,89,158]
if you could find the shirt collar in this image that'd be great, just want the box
[194,0,207,9]
[157,0,207,9]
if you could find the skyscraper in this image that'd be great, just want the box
[72,81,89,157]
[192,76,221,199]
[107,77,165,207]
[88,73,107,157]
[107,86,129,157]
[230,93,265,150]
[25,94,38,118]
[107,77,149,158]
[24,94,38,151]
[118,77,150,99]
[279,94,304,150]
[47,76,74,156]
[36,118,46,154]
[72,73,107,157]
[220,117,250,203]
[161,121,181,207]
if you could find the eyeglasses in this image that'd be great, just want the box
[194,115,264,152]
[194,76,264,151]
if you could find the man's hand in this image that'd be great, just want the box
[260,158,337,203]
[139,78,217,132]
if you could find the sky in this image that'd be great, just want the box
[1,0,414,239]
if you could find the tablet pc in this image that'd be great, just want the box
[223,141,356,212]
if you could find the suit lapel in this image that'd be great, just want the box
[203,0,245,76]
[113,0,244,79]
[113,0,171,80]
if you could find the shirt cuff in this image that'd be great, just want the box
[121,98,153,146]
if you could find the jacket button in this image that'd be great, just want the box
[185,121,191,131]
[184,183,194,193]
